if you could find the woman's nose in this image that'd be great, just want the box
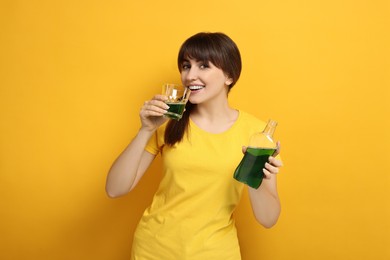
[185,67,198,81]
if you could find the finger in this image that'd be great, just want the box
[153,94,169,101]
[268,156,283,167]
[140,104,167,117]
[142,101,169,113]
[264,162,279,174]
[241,146,247,154]
[141,110,166,118]
[146,99,170,109]
[262,168,272,179]
[273,141,281,157]
[140,107,167,119]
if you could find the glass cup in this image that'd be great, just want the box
[162,83,191,120]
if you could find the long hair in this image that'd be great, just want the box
[165,32,242,146]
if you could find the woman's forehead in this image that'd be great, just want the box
[182,54,210,63]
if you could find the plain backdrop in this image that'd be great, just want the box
[0,1,389,259]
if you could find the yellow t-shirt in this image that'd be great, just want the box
[131,111,266,260]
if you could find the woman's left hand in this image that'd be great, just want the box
[263,141,283,179]
[241,141,283,179]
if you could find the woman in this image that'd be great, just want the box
[106,32,283,259]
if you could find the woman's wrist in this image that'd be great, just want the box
[138,126,156,139]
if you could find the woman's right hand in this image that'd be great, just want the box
[139,94,170,132]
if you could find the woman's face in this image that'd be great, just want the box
[180,58,232,105]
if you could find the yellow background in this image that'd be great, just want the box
[1,0,389,259]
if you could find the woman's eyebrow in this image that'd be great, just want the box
[182,57,208,64]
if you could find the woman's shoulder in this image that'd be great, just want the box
[238,110,267,127]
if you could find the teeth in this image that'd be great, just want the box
[189,85,204,90]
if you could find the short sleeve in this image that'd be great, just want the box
[144,123,167,155]
[145,131,159,155]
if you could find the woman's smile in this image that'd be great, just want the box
[188,85,205,94]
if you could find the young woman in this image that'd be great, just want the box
[106,32,283,260]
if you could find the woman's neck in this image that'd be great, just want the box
[190,102,239,133]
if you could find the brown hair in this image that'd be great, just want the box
[165,32,242,146]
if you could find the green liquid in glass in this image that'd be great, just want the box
[165,102,186,120]
[233,147,276,189]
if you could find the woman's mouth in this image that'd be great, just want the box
[188,85,205,91]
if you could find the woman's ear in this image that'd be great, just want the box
[225,77,233,86]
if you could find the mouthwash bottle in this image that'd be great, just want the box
[233,119,278,189]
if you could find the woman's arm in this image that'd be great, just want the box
[105,94,169,198]
[105,129,156,198]
[248,142,283,228]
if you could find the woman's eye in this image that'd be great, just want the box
[200,63,209,69]
[182,64,190,70]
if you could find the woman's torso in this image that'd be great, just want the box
[131,111,266,260]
